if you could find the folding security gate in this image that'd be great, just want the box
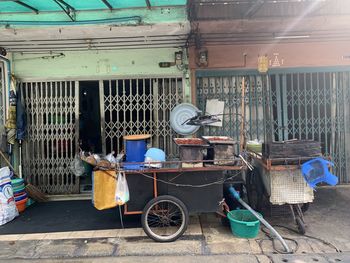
[21,77,183,195]
[197,69,350,183]
[21,81,79,194]
[196,74,268,152]
[270,71,350,183]
[100,77,183,158]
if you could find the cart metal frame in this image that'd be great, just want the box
[114,159,245,241]
[248,153,314,234]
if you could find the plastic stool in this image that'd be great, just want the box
[301,158,338,189]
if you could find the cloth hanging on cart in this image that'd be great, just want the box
[92,170,117,210]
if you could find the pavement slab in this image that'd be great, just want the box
[32,240,79,259]
[0,186,349,261]
[6,254,261,263]
[117,238,203,256]
[323,252,350,263]
[269,254,329,263]
[74,240,117,257]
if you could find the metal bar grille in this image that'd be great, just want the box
[197,70,350,183]
[197,75,267,153]
[21,81,79,194]
[282,71,349,183]
[102,77,183,158]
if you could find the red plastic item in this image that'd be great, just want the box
[16,198,28,213]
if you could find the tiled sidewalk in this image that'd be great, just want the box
[0,186,349,261]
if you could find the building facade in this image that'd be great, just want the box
[1,0,350,196]
[188,0,350,183]
[0,0,189,194]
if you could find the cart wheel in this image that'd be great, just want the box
[296,216,306,235]
[141,195,189,242]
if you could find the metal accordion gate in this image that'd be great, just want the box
[196,69,350,183]
[100,77,184,158]
[196,73,268,153]
[21,81,79,194]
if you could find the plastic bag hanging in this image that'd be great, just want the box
[70,154,85,177]
[115,172,130,205]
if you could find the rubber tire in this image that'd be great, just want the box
[296,216,306,235]
[141,195,189,242]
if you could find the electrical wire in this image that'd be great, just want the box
[133,170,241,188]
[259,224,341,254]
[272,225,341,253]
[260,226,299,254]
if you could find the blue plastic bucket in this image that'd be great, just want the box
[125,139,147,162]
[124,138,147,170]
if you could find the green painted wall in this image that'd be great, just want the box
[0,7,187,26]
[0,0,187,13]
[13,48,180,78]
[12,48,191,101]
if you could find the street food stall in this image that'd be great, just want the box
[80,102,336,245]
[120,160,244,242]
[246,140,324,234]
[82,133,246,242]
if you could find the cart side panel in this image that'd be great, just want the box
[125,173,154,212]
[253,160,271,196]
[125,170,224,214]
[253,160,314,205]
[158,171,224,213]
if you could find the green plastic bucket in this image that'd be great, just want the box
[227,209,261,238]
[11,178,24,187]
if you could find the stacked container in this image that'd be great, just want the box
[11,178,28,213]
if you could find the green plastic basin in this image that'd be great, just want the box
[227,209,261,238]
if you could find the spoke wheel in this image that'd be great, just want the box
[141,195,189,242]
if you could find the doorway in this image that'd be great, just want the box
[79,81,102,153]
[79,81,102,193]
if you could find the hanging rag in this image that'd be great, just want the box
[5,90,16,146]
[16,83,26,141]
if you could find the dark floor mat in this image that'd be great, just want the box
[0,200,141,234]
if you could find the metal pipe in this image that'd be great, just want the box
[0,16,142,26]
[228,187,291,253]
[0,55,11,111]
[13,0,39,14]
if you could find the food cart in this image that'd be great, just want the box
[247,153,314,234]
[115,159,244,242]
[82,138,246,242]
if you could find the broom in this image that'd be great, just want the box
[0,150,47,202]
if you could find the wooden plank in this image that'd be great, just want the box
[262,140,322,159]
